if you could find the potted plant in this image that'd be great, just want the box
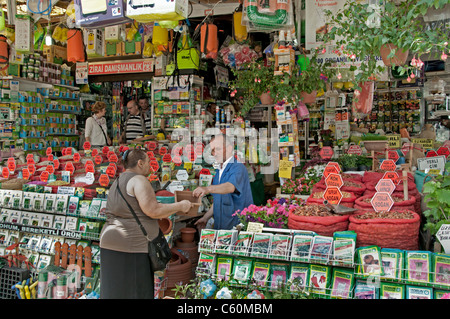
[361,134,388,153]
[356,155,372,171]
[338,154,359,171]
[320,129,333,147]
[323,0,450,90]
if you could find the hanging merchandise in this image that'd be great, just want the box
[73,0,131,28]
[233,5,248,43]
[242,0,294,32]
[67,29,85,62]
[84,28,104,58]
[15,15,34,53]
[200,21,218,60]
[177,28,200,70]
[152,23,169,56]
[126,0,188,23]
[0,35,9,64]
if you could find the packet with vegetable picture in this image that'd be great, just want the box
[330,267,354,299]
[250,233,272,258]
[310,235,333,264]
[269,234,291,261]
[230,257,253,286]
[432,252,450,288]
[356,245,384,277]
[233,231,253,257]
[290,234,313,263]
[332,231,356,267]
[309,264,332,297]
[269,262,289,290]
[199,229,216,253]
[381,248,404,281]
[215,229,238,254]
[288,263,309,292]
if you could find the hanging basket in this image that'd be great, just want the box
[260,92,274,105]
[300,90,317,104]
[379,43,409,67]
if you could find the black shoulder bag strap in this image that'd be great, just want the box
[115,176,151,240]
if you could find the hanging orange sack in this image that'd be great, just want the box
[200,22,218,59]
[0,35,8,63]
[67,29,85,63]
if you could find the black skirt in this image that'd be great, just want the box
[100,248,154,299]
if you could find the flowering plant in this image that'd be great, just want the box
[281,177,314,195]
[234,197,304,229]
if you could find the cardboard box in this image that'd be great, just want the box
[154,54,167,76]
[104,41,123,57]
[123,40,141,56]
[43,45,68,63]
[104,25,125,42]
[274,48,295,75]
[84,29,104,57]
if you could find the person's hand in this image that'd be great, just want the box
[194,215,208,231]
[179,200,193,214]
[192,186,209,198]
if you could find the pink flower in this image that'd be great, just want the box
[349,54,356,60]
[410,73,415,79]
[441,51,448,61]
[337,73,342,80]
[406,76,411,82]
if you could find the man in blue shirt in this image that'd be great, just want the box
[193,134,254,230]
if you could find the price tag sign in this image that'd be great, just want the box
[437,146,450,158]
[150,160,160,172]
[22,168,30,180]
[382,171,400,185]
[323,187,343,205]
[28,164,36,175]
[159,146,168,156]
[85,163,95,174]
[325,173,343,188]
[46,147,53,156]
[40,170,49,182]
[148,174,159,182]
[347,145,363,156]
[172,155,183,166]
[176,170,189,181]
[94,155,103,165]
[167,181,184,193]
[436,224,450,254]
[417,156,446,174]
[162,154,172,163]
[246,222,264,233]
[73,153,81,163]
[279,160,293,179]
[7,158,16,173]
[319,146,334,160]
[148,141,157,151]
[91,149,99,157]
[83,141,91,151]
[106,165,116,178]
[172,146,182,157]
[2,167,9,179]
[99,174,110,187]
[85,172,95,185]
[371,192,394,212]
[147,151,155,158]
[194,143,204,155]
[323,165,339,178]
[199,168,211,176]
[401,143,411,156]
[48,154,54,162]
[375,179,395,195]
[109,154,118,163]
[102,146,110,154]
[46,165,55,174]
[426,150,439,158]
[380,159,397,171]
[53,159,60,170]
[327,161,341,173]
[65,162,75,175]
[27,157,35,165]
[388,150,399,163]
[65,148,73,156]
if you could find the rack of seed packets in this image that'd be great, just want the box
[352,246,450,299]
[196,225,358,299]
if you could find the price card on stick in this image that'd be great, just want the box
[73,153,81,163]
[319,147,334,160]
[437,146,450,158]
[347,145,362,155]
[375,179,396,195]
[323,187,343,205]
[325,173,343,188]
[85,172,95,185]
[380,159,397,171]
[436,224,450,254]
[40,171,49,182]
[22,168,30,180]
[46,147,53,156]
[323,165,339,178]
[99,174,110,187]
[176,170,189,181]
[327,161,341,173]
[7,158,15,173]
[382,171,400,185]
[371,192,394,212]
[247,222,264,233]
[48,154,54,162]
[53,159,60,170]
[28,164,36,175]
[91,149,99,157]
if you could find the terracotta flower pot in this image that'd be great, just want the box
[380,43,409,67]
[180,227,196,243]
[300,90,317,104]
[363,140,388,152]
[260,92,274,105]
[158,218,173,235]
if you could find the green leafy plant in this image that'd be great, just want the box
[361,134,388,141]
[337,154,359,169]
[422,162,450,237]
[323,0,450,90]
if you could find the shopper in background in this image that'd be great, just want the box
[138,96,151,118]
[99,148,193,299]
[84,101,111,147]
[193,134,253,230]
[119,100,152,144]
[206,102,216,127]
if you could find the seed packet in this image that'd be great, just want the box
[39,214,54,228]
[78,200,91,218]
[28,234,41,250]
[11,191,23,210]
[405,285,433,299]
[36,254,52,270]
[65,217,78,231]
[19,234,32,249]
[8,210,22,224]
[250,233,272,258]
[215,230,238,254]
[231,258,253,286]
[288,263,309,292]
[381,248,404,281]
[197,252,216,277]
[216,256,233,281]
[332,231,356,267]
[354,279,379,299]
[30,213,41,227]
[356,245,384,277]
[39,236,53,253]
[290,234,313,262]
[32,194,45,211]
[309,264,332,297]
[55,195,69,214]
[198,229,216,253]
[87,198,102,218]
[22,192,33,210]
[269,234,292,260]
[50,237,64,254]
[330,267,355,299]
[380,282,405,299]
[405,250,432,284]
[310,235,333,264]
[44,194,57,213]
[0,209,10,222]
[269,262,289,290]
[251,260,271,288]
[434,289,450,299]
[432,253,450,288]
[233,231,253,256]
[67,196,80,216]
[2,190,12,207]
[98,199,107,219]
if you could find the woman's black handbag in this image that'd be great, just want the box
[116,177,172,272]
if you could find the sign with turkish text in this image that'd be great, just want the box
[347,145,362,155]
[437,146,450,158]
[88,59,154,75]
[73,153,81,163]
[40,170,49,182]
[320,146,334,160]
[150,160,160,172]
[2,167,9,179]
[426,150,439,158]
[411,138,434,150]
[371,192,394,212]
[380,159,397,171]
[325,173,343,188]
[46,147,53,156]
[375,179,395,195]
[386,134,401,149]
[22,168,30,180]
[417,155,446,173]
[99,174,110,187]
[388,150,399,163]
[323,165,339,178]
[323,187,343,205]
[401,143,411,156]
[65,162,75,175]
[436,224,450,254]
[382,171,400,185]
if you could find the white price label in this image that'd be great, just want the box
[176,170,189,181]
[436,224,450,254]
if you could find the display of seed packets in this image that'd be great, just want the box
[405,285,433,299]
[199,229,216,253]
[310,236,333,264]
[250,233,272,258]
[31,194,45,211]
[233,231,253,256]
[269,262,289,290]
[380,282,405,299]
[197,252,216,277]
[269,234,291,260]
[55,195,69,214]
[44,194,57,213]
[330,267,354,299]
[231,258,253,286]
[405,250,432,284]
[332,231,356,267]
[11,191,23,210]
[22,192,34,210]
[433,253,450,288]
[290,234,313,262]
[215,229,238,254]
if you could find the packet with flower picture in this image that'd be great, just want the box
[230,257,253,287]
[354,279,379,299]
[233,231,253,256]
[332,231,356,267]
[269,262,289,291]
[197,252,216,277]
[434,289,450,299]
[251,260,271,288]
[432,253,450,289]
[404,250,432,285]
[216,256,233,281]
[330,267,355,299]
[269,234,292,260]
[288,263,309,292]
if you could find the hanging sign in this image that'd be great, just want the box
[88,59,154,75]
[325,173,343,188]
[319,146,334,160]
[371,192,394,212]
[375,179,395,195]
[323,187,343,205]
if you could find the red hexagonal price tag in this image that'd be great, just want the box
[65,162,75,175]
[106,165,116,178]
[85,163,95,174]
[323,165,339,178]
[380,159,396,171]
[2,167,9,179]
[437,146,450,158]
[371,192,394,212]
[46,147,53,156]
[53,159,60,170]
[325,173,344,188]
[83,141,91,151]
[388,150,399,163]
[327,161,341,173]
[150,160,160,173]
[22,168,30,180]
[40,170,49,182]
[162,154,172,163]
[320,146,334,160]
[426,150,439,158]
[401,143,411,156]
[172,155,182,166]
[159,146,168,156]
[73,153,81,163]
[375,179,395,195]
[91,149,99,157]
[28,164,36,175]
[94,155,103,165]
[323,187,343,205]
[7,159,16,173]
[109,154,118,163]
[99,174,110,187]
[382,171,400,185]
[194,143,204,155]
[46,165,55,174]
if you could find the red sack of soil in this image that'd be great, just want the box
[363,170,414,183]
[348,210,420,250]
[288,205,349,237]
[319,173,363,183]
[313,180,366,196]
[354,194,416,212]
[307,190,357,208]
